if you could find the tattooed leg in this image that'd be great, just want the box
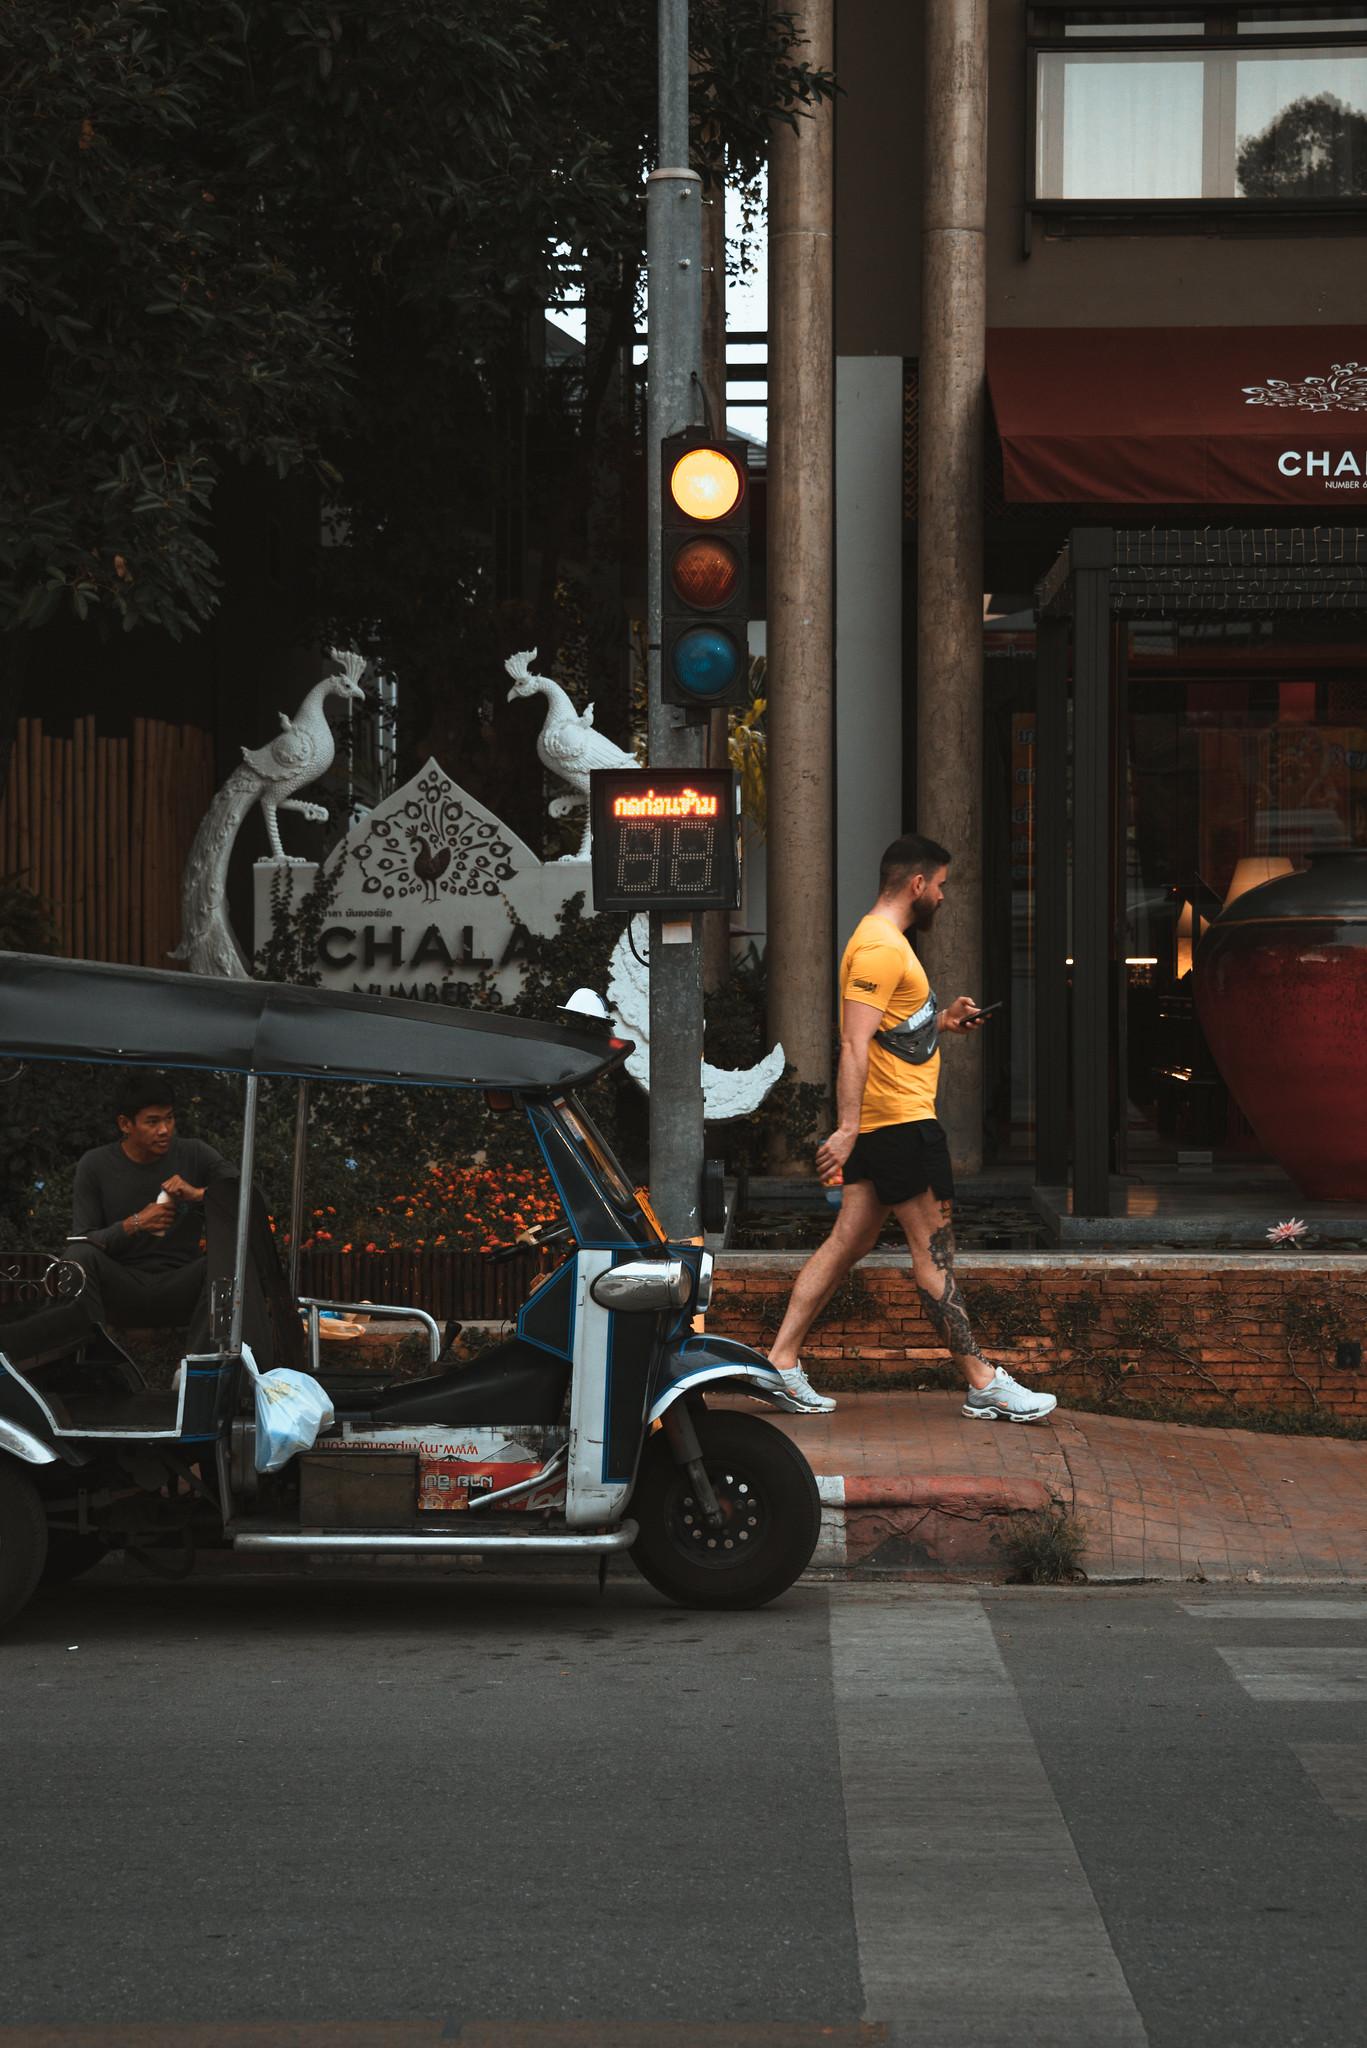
[916,1270,983,1363]
[895,1191,994,1389]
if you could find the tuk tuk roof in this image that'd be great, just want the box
[0,953,631,1095]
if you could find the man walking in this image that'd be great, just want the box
[766,834,1057,1424]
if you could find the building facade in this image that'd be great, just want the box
[833,0,1367,1218]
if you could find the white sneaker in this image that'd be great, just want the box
[963,1368,1058,1424]
[768,1363,837,1415]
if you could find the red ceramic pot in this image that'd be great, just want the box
[1194,848,1367,1199]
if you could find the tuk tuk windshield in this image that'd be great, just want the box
[528,1097,663,1249]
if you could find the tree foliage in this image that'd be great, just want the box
[0,1,835,767]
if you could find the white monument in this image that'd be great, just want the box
[253,757,591,1004]
[182,648,782,1119]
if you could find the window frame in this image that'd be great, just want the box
[1024,5,1367,239]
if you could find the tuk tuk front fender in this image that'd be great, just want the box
[647,1334,791,1425]
[0,1418,58,1466]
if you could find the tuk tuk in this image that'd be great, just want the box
[0,953,821,1629]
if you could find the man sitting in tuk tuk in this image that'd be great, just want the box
[67,1075,234,1333]
[62,1073,302,1370]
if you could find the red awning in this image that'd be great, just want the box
[986,327,1367,507]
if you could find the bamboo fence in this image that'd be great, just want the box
[0,718,215,966]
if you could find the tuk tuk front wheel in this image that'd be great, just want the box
[630,1409,820,1610]
[0,1461,49,1629]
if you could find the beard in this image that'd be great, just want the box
[909,895,939,932]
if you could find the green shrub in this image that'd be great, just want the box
[1003,1509,1088,1585]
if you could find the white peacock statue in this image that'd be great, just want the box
[504,648,636,862]
[174,653,367,978]
[601,921,785,1124]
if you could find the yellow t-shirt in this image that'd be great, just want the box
[839,913,939,1132]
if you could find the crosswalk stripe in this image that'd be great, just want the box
[1292,1743,1367,1820]
[1180,1601,1367,1621]
[1215,1648,1367,1701]
[829,1593,1148,2048]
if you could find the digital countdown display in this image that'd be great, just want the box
[589,769,741,915]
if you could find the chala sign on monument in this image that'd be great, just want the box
[254,760,587,1002]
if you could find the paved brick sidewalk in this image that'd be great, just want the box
[737,1390,1367,1582]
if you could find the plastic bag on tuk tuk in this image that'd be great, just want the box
[241,1344,335,1473]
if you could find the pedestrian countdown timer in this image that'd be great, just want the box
[588,768,741,915]
[660,431,751,713]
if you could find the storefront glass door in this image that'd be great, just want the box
[1122,616,1367,1161]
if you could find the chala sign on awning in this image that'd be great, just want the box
[986,324,1367,505]
[1276,449,1367,488]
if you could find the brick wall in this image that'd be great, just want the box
[711,1253,1367,1419]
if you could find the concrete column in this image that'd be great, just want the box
[916,0,988,1174]
[835,356,904,953]
[766,0,835,1155]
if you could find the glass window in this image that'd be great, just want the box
[1121,621,1367,1163]
[1037,11,1367,200]
[526,1097,656,1246]
[1038,51,1207,196]
[1234,49,1367,193]
[1036,37,1367,199]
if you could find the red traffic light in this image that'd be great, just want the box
[669,536,742,610]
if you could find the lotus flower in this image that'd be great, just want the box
[1266,1218,1308,1246]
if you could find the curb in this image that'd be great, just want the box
[813,1473,1054,1577]
[70,1473,1058,1593]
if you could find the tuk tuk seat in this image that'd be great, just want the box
[344,1337,569,1427]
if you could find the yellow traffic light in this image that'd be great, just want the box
[669,445,743,522]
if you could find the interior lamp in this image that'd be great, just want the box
[1223,856,1294,908]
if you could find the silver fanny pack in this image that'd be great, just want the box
[874,989,939,1066]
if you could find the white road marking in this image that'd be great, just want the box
[1215,1647,1367,1701]
[1180,1601,1367,1621]
[1293,1743,1367,1820]
[829,1592,1148,2048]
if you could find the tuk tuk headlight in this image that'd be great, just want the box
[695,1251,714,1313]
[590,1258,691,1313]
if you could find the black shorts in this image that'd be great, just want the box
[844,1119,955,1206]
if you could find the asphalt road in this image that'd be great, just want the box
[1,1570,1364,2048]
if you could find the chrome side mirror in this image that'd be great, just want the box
[589,1259,691,1314]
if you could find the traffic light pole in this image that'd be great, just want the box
[645,0,706,1239]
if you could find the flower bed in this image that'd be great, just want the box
[290,1162,561,1257]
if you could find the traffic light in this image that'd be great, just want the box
[660,430,751,713]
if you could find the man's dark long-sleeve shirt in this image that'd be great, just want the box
[70,1139,232,1273]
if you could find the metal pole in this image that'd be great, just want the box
[646,0,705,1238]
[1034,614,1069,1188]
[288,1078,309,1300]
[229,1074,259,1355]
[917,0,988,1175]
[1071,527,1114,1219]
